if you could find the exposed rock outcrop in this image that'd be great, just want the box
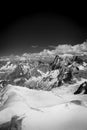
[49,55,62,70]
[74,81,87,94]
[0,116,23,130]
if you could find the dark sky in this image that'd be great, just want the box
[0,4,87,56]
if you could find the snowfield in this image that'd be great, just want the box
[0,85,87,130]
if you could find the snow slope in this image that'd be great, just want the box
[0,85,87,130]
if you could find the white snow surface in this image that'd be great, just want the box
[0,85,87,130]
[0,61,16,71]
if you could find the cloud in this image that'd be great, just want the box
[38,41,87,57]
[48,45,57,49]
[31,45,38,48]
[23,41,87,57]
[50,41,87,54]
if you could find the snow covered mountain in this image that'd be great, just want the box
[0,42,87,129]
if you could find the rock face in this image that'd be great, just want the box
[49,55,61,70]
[73,56,83,64]
[49,55,80,87]
[74,81,87,94]
[0,116,23,130]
